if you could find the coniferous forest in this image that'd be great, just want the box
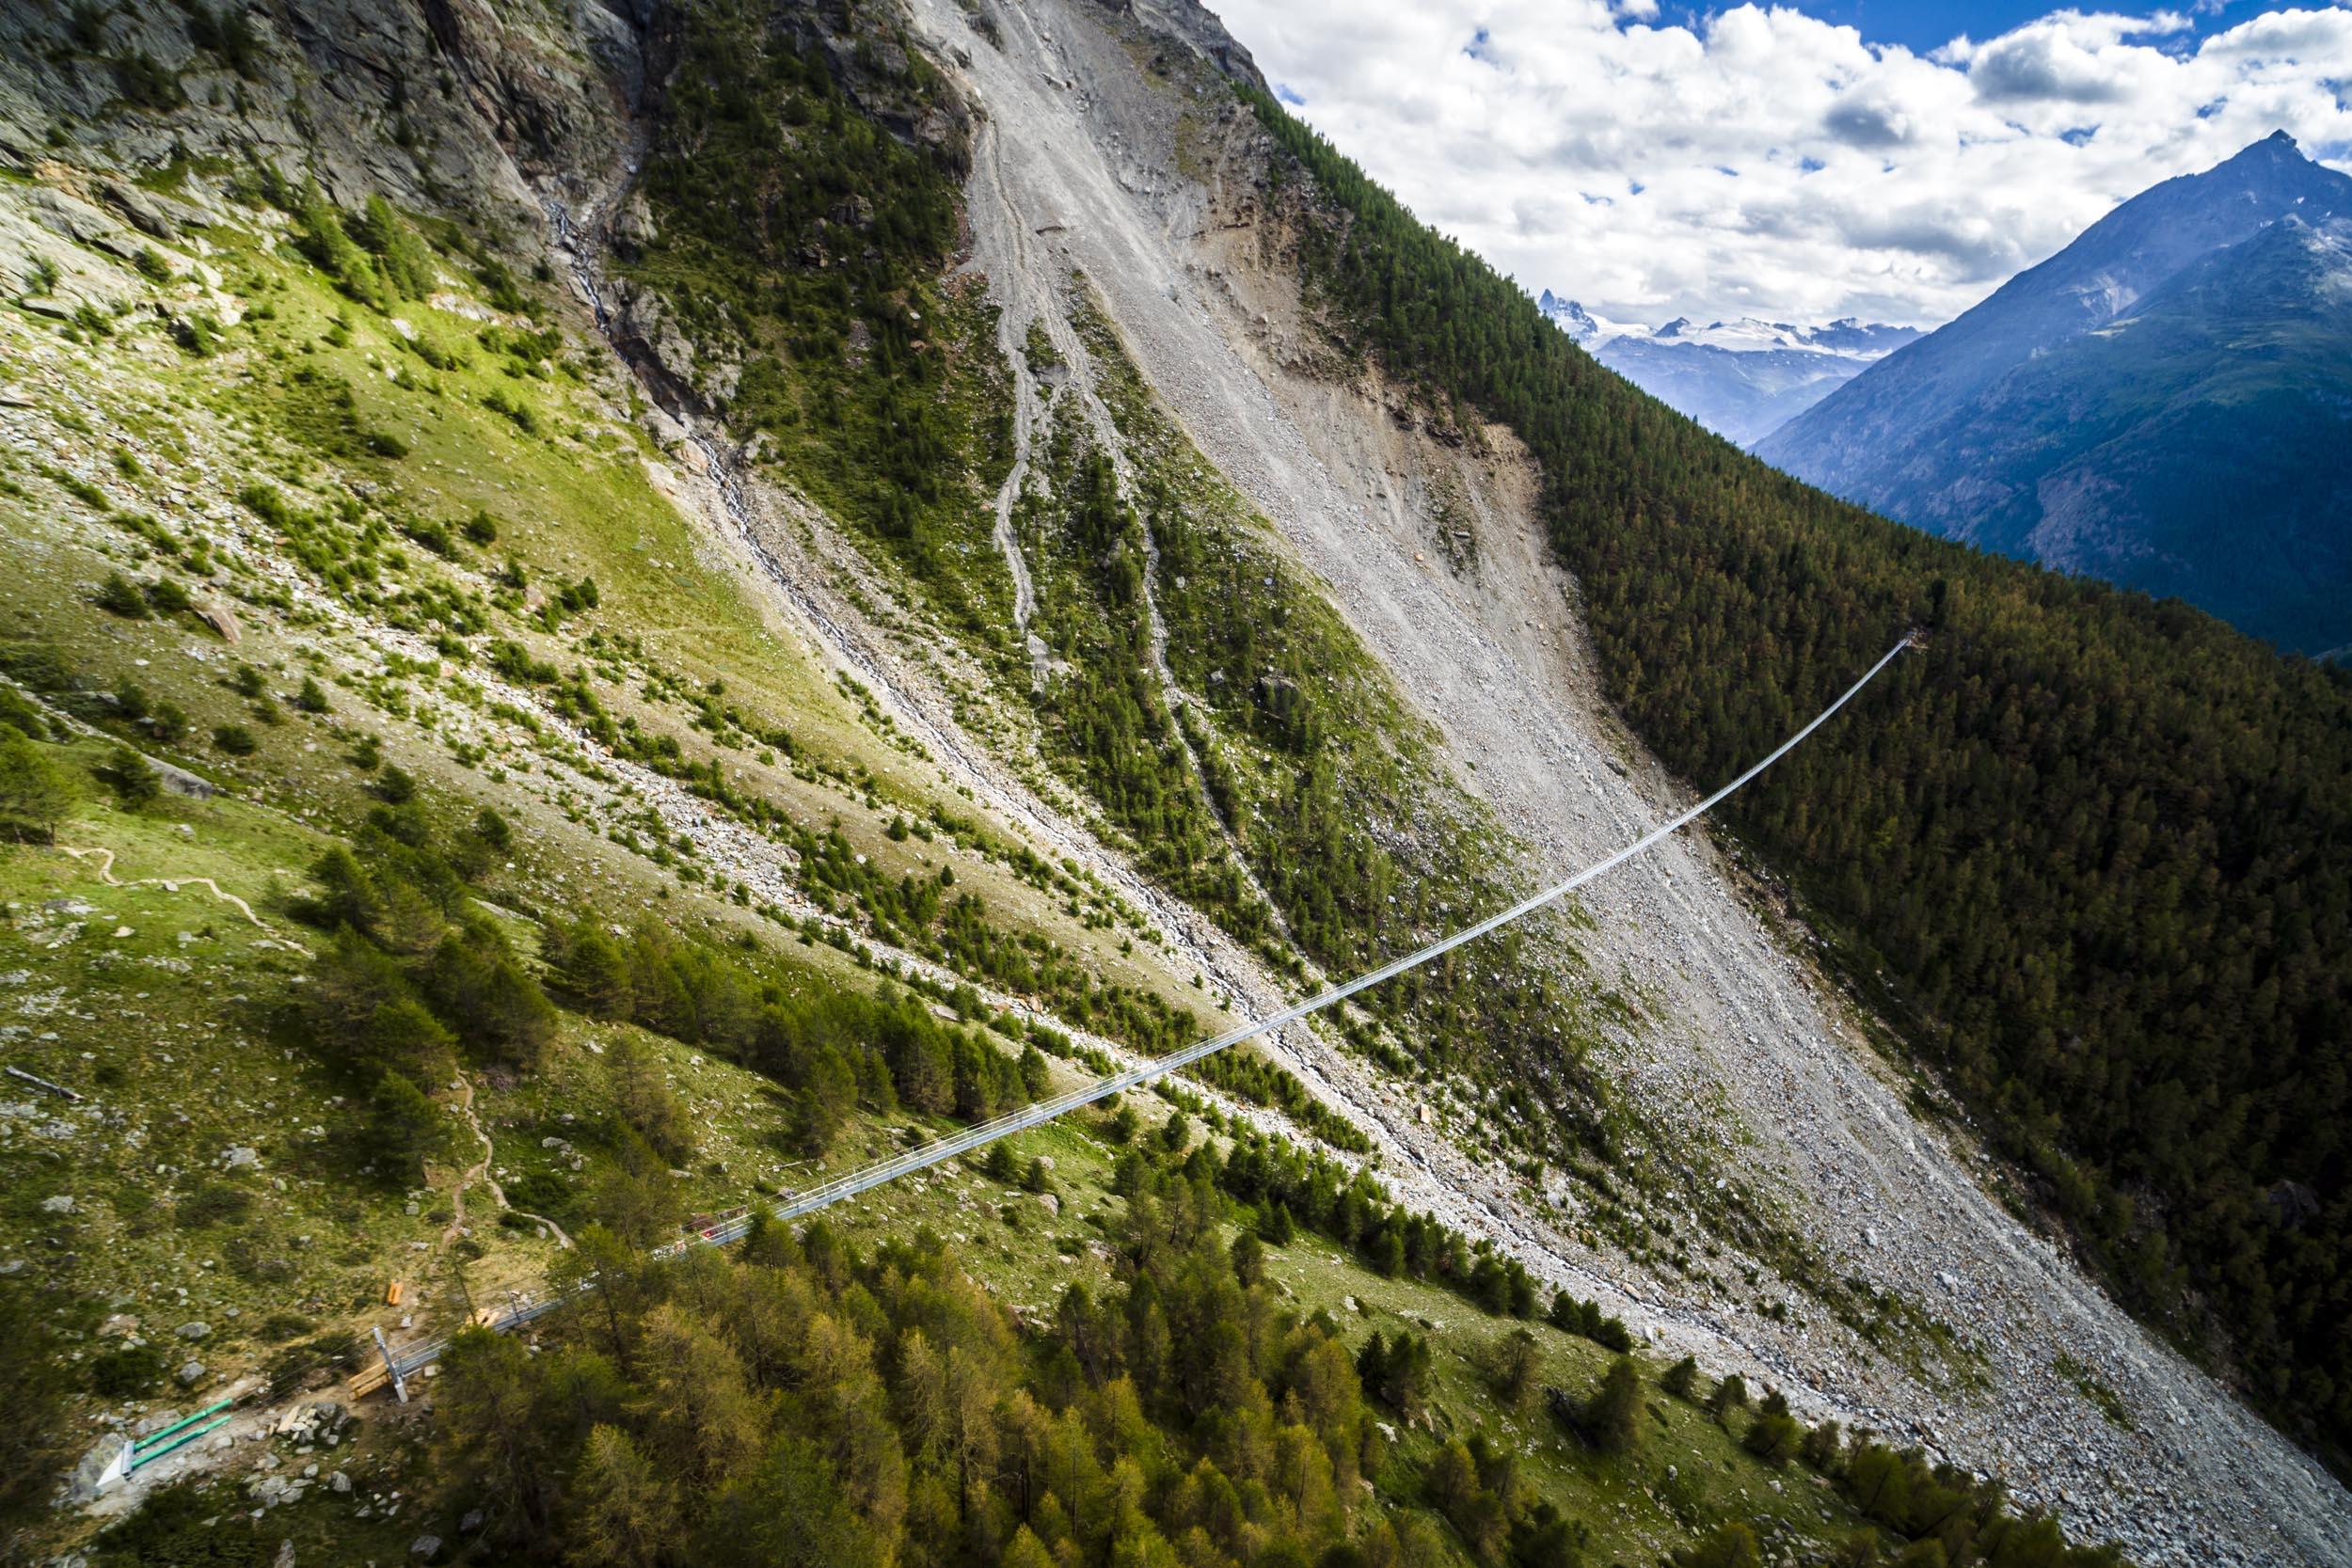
[1245,90,2352,1472]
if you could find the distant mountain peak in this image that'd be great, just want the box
[1535,294,1926,444]
[1535,289,1603,343]
[1758,131,2352,655]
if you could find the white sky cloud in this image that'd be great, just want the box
[1211,1,2352,327]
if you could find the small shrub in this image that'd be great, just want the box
[89,1343,167,1398]
[97,745,159,805]
[258,1311,313,1344]
[113,52,184,110]
[174,1182,254,1228]
[94,572,148,619]
[482,388,538,434]
[170,314,219,356]
[212,723,258,756]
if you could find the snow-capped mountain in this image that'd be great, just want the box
[1536,290,1921,446]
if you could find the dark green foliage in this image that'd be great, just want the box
[1147,465,1414,967]
[630,0,985,577]
[112,52,183,110]
[542,913,1035,1142]
[351,195,437,299]
[1820,1434,2121,1568]
[92,1483,269,1566]
[370,1069,451,1180]
[1028,454,1271,937]
[0,686,53,740]
[1424,1431,1523,1561]
[1219,1130,1553,1324]
[96,743,159,804]
[185,4,263,76]
[1246,87,2352,1469]
[170,313,219,356]
[0,1281,71,1524]
[560,739,1196,1053]
[1743,1401,1803,1467]
[174,1182,254,1228]
[1661,1354,1699,1400]
[983,1138,1018,1184]
[294,185,393,311]
[482,387,538,434]
[0,728,76,840]
[1229,1226,1264,1286]
[423,919,562,1069]
[607,1034,696,1166]
[266,364,395,463]
[65,1,106,51]
[93,571,147,618]
[1801,1418,1845,1473]
[1489,1325,1540,1412]
[431,1202,1395,1565]
[1355,1328,1433,1423]
[373,763,416,803]
[294,801,552,1086]
[1675,1523,1763,1568]
[211,723,256,755]
[88,1341,167,1398]
[1581,1358,1644,1454]
[1548,1289,1635,1352]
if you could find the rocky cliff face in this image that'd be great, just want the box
[3,3,2347,1561]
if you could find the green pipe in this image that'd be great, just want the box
[133,1399,233,1450]
[129,1415,230,1468]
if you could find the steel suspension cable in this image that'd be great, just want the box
[389,634,1912,1370]
[721,632,1916,1238]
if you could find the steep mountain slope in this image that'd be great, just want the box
[1536,292,1920,446]
[1757,132,2352,654]
[0,0,2347,1563]
[1246,67,2352,1501]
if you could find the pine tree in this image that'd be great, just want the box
[1586,1357,1643,1454]
[368,1069,448,1179]
[0,731,74,841]
[566,1425,677,1568]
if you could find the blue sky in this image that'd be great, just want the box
[1649,0,2280,53]
[1217,0,2352,326]
[1755,1,2210,50]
